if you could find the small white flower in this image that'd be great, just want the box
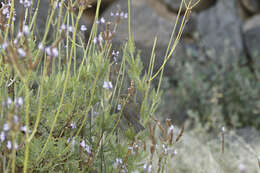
[124,13,128,19]
[38,42,44,51]
[100,17,105,23]
[60,24,66,31]
[80,25,87,31]
[116,158,122,166]
[103,81,113,90]
[98,34,103,43]
[2,7,9,15]
[3,123,10,131]
[68,26,73,32]
[120,12,124,18]
[7,140,12,149]
[173,149,177,155]
[45,47,51,56]
[80,140,86,148]
[3,97,13,107]
[238,163,246,172]
[14,39,18,45]
[221,126,225,133]
[167,125,174,134]
[23,25,29,35]
[71,138,75,146]
[17,32,23,38]
[7,97,12,105]
[112,50,119,57]
[23,0,32,8]
[117,104,121,111]
[110,12,114,16]
[14,142,18,150]
[93,37,97,44]
[13,115,19,124]
[70,123,76,129]
[0,132,5,142]
[45,47,58,57]
[20,126,31,133]
[1,42,8,50]
[14,97,23,107]
[147,164,152,172]
[52,47,59,57]
[18,48,26,57]
[67,138,70,143]
[85,145,91,154]
[162,144,168,155]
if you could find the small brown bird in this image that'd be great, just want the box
[118,95,145,134]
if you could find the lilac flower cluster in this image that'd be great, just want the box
[1,97,31,150]
[80,140,91,154]
[110,11,128,19]
[1,1,16,25]
[93,33,104,45]
[0,42,8,50]
[19,0,33,8]
[115,157,127,172]
[103,81,113,90]
[2,97,23,109]
[143,164,152,172]
[112,50,119,62]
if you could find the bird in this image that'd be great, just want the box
[117,94,145,135]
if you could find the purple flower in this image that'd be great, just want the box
[80,25,87,31]
[20,126,31,133]
[98,34,103,43]
[18,48,26,57]
[13,115,19,124]
[23,25,29,35]
[100,17,105,24]
[1,42,8,50]
[93,37,97,44]
[7,140,12,149]
[70,123,76,129]
[103,81,113,90]
[167,125,174,135]
[14,97,23,107]
[38,42,44,51]
[80,140,91,154]
[85,145,91,154]
[143,164,152,172]
[0,132,5,142]
[80,140,86,148]
[3,123,10,131]
[117,104,121,111]
[115,158,122,166]
[45,47,58,57]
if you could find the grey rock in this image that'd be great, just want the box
[243,15,260,67]
[240,0,260,14]
[161,0,216,13]
[101,0,197,76]
[197,0,244,63]
[12,1,52,38]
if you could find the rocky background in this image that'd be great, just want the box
[3,0,260,128]
[98,0,260,128]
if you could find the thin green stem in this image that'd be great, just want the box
[36,6,84,162]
